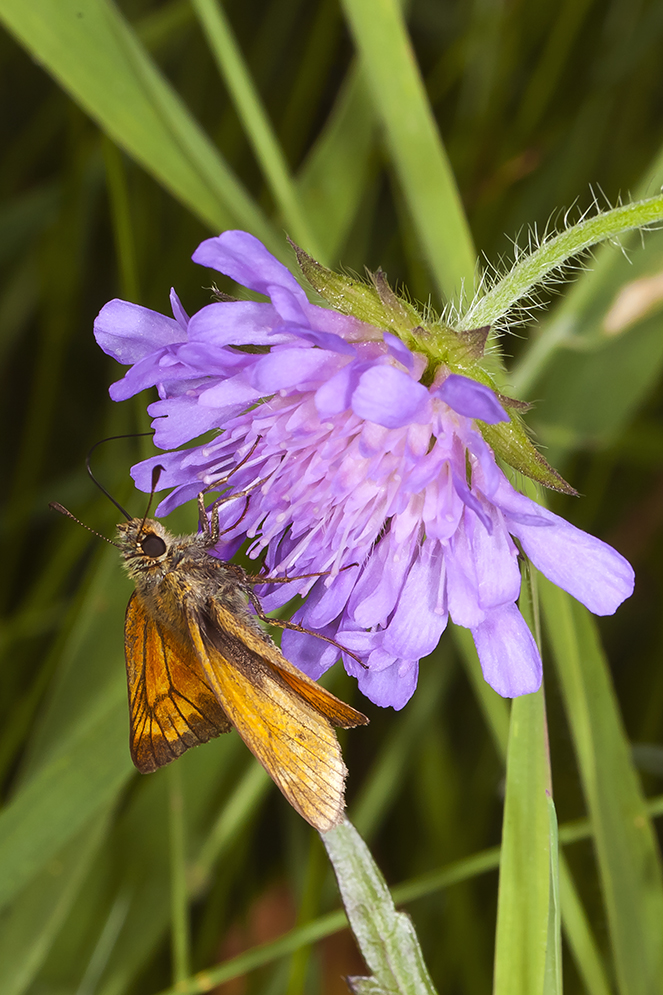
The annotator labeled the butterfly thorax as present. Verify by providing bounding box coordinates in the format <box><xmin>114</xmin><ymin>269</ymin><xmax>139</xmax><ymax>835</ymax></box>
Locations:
<box><xmin>116</xmin><ymin>517</ymin><xmax>255</xmax><ymax>634</ymax></box>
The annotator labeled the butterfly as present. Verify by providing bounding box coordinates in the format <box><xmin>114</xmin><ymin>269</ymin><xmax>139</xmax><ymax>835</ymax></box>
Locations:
<box><xmin>114</xmin><ymin>492</ymin><xmax>368</xmax><ymax>833</ymax></box>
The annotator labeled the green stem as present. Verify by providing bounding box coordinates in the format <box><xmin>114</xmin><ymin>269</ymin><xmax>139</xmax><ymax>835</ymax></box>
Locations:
<box><xmin>459</xmin><ymin>194</ymin><xmax>663</xmax><ymax>332</ymax></box>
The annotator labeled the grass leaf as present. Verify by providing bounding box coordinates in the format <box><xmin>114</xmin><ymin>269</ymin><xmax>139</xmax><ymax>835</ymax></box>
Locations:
<box><xmin>541</xmin><ymin>578</ymin><xmax>663</xmax><ymax>995</ymax></box>
<box><xmin>0</xmin><ymin>0</ymin><xmax>280</xmax><ymax>251</ymax></box>
<box><xmin>493</xmin><ymin>688</ymin><xmax>553</xmax><ymax>995</ymax></box>
<box><xmin>339</xmin><ymin>0</ymin><xmax>476</xmax><ymax>301</ymax></box>
<box><xmin>0</xmin><ymin>811</ymin><xmax>110</xmax><ymax>995</ymax></box>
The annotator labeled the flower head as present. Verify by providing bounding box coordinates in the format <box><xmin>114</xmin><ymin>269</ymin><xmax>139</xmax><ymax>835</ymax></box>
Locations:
<box><xmin>95</xmin><ymin>231</ymin><xmax>635</xmax><ymax>708</ymax></box>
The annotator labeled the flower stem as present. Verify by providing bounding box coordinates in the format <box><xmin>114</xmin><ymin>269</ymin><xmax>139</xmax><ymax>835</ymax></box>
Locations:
<box><xmin>459</xmin><ymin>194</ymin><xmax>663</xmax><ymax>331</ymax></box>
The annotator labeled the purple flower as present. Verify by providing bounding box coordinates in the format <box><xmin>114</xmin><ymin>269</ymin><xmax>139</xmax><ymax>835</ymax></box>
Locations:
<box><xmin>94</xmin><ymin>231</ymin><xmax>635</xmax><ymax>708</ymax></box>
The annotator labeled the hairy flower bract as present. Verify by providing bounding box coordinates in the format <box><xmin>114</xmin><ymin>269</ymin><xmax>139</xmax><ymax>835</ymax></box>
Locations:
<box><xmin>95</xmin><ymin>231</ymin><xmax>635</xmax><ymax>708</ymax></box>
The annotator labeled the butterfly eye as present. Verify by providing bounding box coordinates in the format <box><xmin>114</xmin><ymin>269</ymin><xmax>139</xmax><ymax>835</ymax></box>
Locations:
<box><xmin>140</xmin><ymin>533</ymin><xmax>167</xmax><ymax>558</ymax></box>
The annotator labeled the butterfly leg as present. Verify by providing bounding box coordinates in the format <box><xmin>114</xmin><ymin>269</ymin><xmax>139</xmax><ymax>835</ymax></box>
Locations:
<box><xmin>245</xmin><ymin>588</ymin><xmax>367</xmax><ymax>669</ymax></box>
<box><xmin>241</xmin><ymin>562</ymin><xmax>360</xmax><ymax>586</ymax></box>
<box><xmin>199</xmin><ymin>491</ymin><xmax>251</xmax><ymax>543</ymax></box>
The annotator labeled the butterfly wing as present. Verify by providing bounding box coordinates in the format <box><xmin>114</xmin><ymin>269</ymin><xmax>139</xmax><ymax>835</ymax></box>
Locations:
<box><xmin>125</xmin><ymin>592</ymin><xmax>232</xmax><ymax>773</ymax></box>
<box><xmin>205</xmin><ymin>603</ymin><xmax>369</xmax><ymax>729</ymax></box>
<box><xmin>188</xmin><ymin>603</ymin><xmax>365</xmax><ymax>832</ymax></box>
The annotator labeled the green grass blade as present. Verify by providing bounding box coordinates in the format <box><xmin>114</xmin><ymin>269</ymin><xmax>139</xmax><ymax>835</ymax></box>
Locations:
<box><xmin>543</xmin><ymin>798</ymin><xmax>562</xmax><ymax>995</ymax></box>
<box><xmin>339</xmin><ymin>0</ymin><xmax>475</xmax><ymax>302</ymax></box>
<box><xmin>167</xmin><ymin>763</ymin><xmax>191</xmax><ymax>986</ymax></box>
<box><xmin>149</xmin><ymin>797</ymin><xmax>663</xmax><ymax>995</ymax></box>
<box><xmin>558</xmin><ymin>858</ymin><xmax>612</xmax><ymax>995</ymax></box>
<box><xmin>0</xmin><ymin>546</ymin><xmax>134</xmax><ymax>911</ymax></box>
<box><xmin>454</xmin><ymin>618</ymin><xmax>614</xmax><ymax>992</ymax></box>
<box><xmin>284</xmin><ymin>835</ymin><xmax>328</xmax><ymax>995</ymax></box>
<box><xmin>0</xmin><ymin>695</ymin><xmax>131</xmax><ymax>912</ymax></box>
<box><xmin>350</xmin><ymin>645</ymin><xmax>452</xmax><ymax>839</ymax></box>
<box><xmin>0</xmin><ymin>0</ymin><xmax>280</xmax><ymax>251</ymax></box>
<box><xmin>153</xmin><ymin>909</ymin><xmax>349</xmax><ymax>995</ymax></box>
<box><xmin>493</xmin><ymin>687</ymin><xmax>553</xmax><ymax>995</ymax></box>
<box><xmin>297</xmin><ymin>64</ymin><xmax>376</xmax><ymax>262</ymax></box>
<box><xmin>93</xmin><ymin>740</ymin><xmax>253</xmax><ymax>995</ymax></box>
<box><xmin>189</xmin><ymin>763</ymin><xmax>271</xmax><ymax>894</ymax></box>
<box><xmin>101</xmin><ymin>136</ymin><xmax>140</xmax><ymax>302</ymax></box>
<box><xmin>0</xmin><ymin>812</ymin><xmax>110</xmax><ymax>995</ymax></box>
<box><xmin>76</xmin><ymin>889</ymin><xmax>132</xmax><ymax>995</ymax></box>
<box><xmin>541</xmin><ymin>577</ymin><xmax>663</xmax><ymax>995</ymax></box>
<box><xmin>190</xmin><ymin>0</ymin><xmax>325</xmax><ymax>260</ymax></box>
<box><xmin>452</xmin><ymin>623</ymin><xmax>511</xmax><ymax>759</ymax></box>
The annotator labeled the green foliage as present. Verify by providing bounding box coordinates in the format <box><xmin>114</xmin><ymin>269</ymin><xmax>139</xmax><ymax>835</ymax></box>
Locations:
<box><xmin>322</xmin><ymin>819</ymin><xmax>437</xmax><ymax>995</ymax></box>
<box><xmin>1</xmin><ymin>0</ymin><xmax>663</xmax><ymax>993</ymax></box>
<box><xmin>494</xmin><ymin>687</ymin><xmax>557</xmax><ymax>995</ymax></box>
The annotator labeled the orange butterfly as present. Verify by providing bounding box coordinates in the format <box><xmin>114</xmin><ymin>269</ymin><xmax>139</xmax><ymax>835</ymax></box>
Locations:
<box><xmin>115</xmin><ymin>497</ymin><xmax>368</xmax><ymax>833</ymax></box>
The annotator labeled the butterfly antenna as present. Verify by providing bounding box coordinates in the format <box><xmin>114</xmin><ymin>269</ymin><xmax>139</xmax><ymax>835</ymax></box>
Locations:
<box><xmin>137</xmin><ymin>465</ymin><xmax>165</xmax><ymax>536</ymax></box>
<box><xmin>49</xmin><ymin>502</ymin><xmax>120</xmax><ymax>547</ymax></box>
<box><xmin>85</xmin><ymin>433</ymin><xmax>154</xmax><ymax>521</ymax></box>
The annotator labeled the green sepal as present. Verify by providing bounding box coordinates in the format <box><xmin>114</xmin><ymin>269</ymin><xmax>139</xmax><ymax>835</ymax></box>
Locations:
<box><xmin>291</xmin><ymin>240</ymin><xmax>575</xmax><ymax>495</ymax></box>
<box><xmin>482</xmin><ymin>413</ymin><xmax>577</xmax><ymax>495</ymax></box>
<box><xmin>292</xmin><ymin>240</ymin><xmax>488</xmax><ymax>363</ymax></box>
<box><xmin>451</xmin><ymin>324</ymin><xmax>491</xmax><ymax>362</ymax></box>
<box><xmin>290</xmin><ymin>239</ymin><xmax>419</xmax><ymax>333</ymax></box>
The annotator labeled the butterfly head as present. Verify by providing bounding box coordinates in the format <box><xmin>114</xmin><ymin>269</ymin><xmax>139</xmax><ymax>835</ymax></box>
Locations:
<box><xmin>117</xmin><ymin>518</ymin><xmax>172</xmax><ymax>579</ymax></box>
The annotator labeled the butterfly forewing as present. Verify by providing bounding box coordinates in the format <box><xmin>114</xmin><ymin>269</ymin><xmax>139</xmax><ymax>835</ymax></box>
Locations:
<box><xmin>202</xmin><ymin>602</ymin><xmax>369</xmax><ymax>730</ymax></box>
<box><xmin>125</xmin><ymin>592</ymin><xmax>231</xmax><ymax>773</ymax></box>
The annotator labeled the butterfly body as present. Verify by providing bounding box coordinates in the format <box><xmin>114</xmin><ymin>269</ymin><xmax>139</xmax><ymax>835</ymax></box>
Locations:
<box><xmin>116</xmin><ymin>516</ymin><xmax>368</xmax><ymax>832</ymax></box>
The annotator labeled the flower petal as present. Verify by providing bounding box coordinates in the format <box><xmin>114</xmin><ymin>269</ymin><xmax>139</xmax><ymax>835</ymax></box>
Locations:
<box><xmin>492</xmin><ymin>473</ymin><xmax>635</xmax><ymax>614</ymax></box>
<box><xmin>356</xmin><ymin>656</ymin><xmax>419</xmax><ymax>710</ymax></box>
<box><xmin>507</xmin><ymin>509</ymin><xmax>635</xmax><ymax>615</ymax></box>
<box><xmin>251</xmin><ymin>347</ymin><xmax>343</xmax><ymax>392</ymax></box>
<box><xmin>351</xmin><ymin>365</ymin><xmax>431</xmax><ymax>428</ymax></box>
<box><xmin>187</xmin><ymin>301</ymin><xmax>290</xmax><ymax>346</ymax></box>
<box><xmin>304</xmin><ymin>568</ymin><xmax>360</xmax><ymax>628</ymax></box>
<box><xmin>288</xmin><ymin>325</ymin><xmax>357</xmax><ymax>355</ymax></box>
<box><xmin>198</xmin><ymin>375</ymin><xmax>261</xmax><ymax>409</ymax></box>
<box><xmin>464</xmin><ymin>501</ymin><xmax>521</xmax><ymax>609</ymax></box>
<box><xmin>435</xmin><ymin>374</ymin><xmax>508</xmax><ymax>424</ymax></box>
<box><xmin>268</xmin><ymin>284</ymin><xmax>310</xmax><ymax>325</ymax></box>
<box><xmin>192</xmin><ymin>230</ymin><xmax>308</xmax><ymax>303</ymax></box>
<box><xmin>95</xmin><ymin>301</ymin><xmax>185</xmax><ymax>364</ymax></box>
<box><xmin>348</xmin><ymin>528</ymin><xmax>418</xmax><ymax>627</ymax></box>
<box><xmin>445</xmin><ymin>519</ymin><xmax>484</xmax><ymax>628</ymax></box>
<box><xmin>471</xmin><ymin>604</ymin><xmax>542</xmax><ymax>697</ymax></box>
<box><xmin>384</xmin><ymin>331</ymin><xmax>415</xmax><ymax>371</ymax></box>
<box><xmin>170</xmin><ymin>289</ymin><xmax>189</xmax><ymax>330</ymax></box>
<box><xmin>147</xmin><ymin>395</ymin><xmax>232</xmax><ymax>448</ymax></box>
<box><xmin>382</xmin><ymin>544</ymin><xmax>448</xmax><ymax>658</ymax></box>
<box><xmin>315</xmin><ymin>362</ymin><xmax>365</xmax><ymax>416</ymax></box>
<box><xmin>280</xmin><ymin>626</ymin><xmax>341</xmax><ymax>680</ymax></box>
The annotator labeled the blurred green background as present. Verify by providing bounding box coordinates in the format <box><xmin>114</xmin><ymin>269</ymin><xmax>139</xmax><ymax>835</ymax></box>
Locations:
<box><xmin>2</xmin><ymin>0</ymin><xmax>663</xmax><ymax>993</ymax></box>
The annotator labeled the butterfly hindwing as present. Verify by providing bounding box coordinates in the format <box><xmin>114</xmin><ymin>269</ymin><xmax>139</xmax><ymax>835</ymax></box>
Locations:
<box><xmin>187</xmin><ymin>603</ymin><xmax>358</xmax><ymax>832</ymax></box>
<box><xmin>124</xmin><ymin>592</ymin><xmax>232</xmax><ymax>773</ymax></box>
